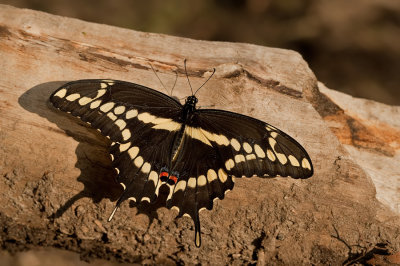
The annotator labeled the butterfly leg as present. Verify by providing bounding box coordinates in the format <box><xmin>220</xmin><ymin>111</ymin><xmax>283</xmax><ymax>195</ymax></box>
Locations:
<box><xmin>107</xmin><ymin>196</ymin><xmax>124</xmax><ymax>222</ymax></box>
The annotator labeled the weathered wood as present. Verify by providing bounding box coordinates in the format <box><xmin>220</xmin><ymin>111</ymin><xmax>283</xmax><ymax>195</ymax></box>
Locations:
<box><xmin>0</xmin><ymin>4</ymin><xmax>399</xmax><ymax>265</ymax></box>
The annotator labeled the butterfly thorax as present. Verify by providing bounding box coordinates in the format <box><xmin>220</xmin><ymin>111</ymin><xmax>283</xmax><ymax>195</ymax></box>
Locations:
<box><xmin>180</xmin><ymin>95</ymin><xmax>198</xmax><ymax>122</ymax></box>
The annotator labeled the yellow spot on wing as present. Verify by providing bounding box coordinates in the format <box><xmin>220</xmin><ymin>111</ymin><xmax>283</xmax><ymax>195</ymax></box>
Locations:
<box><xmin>243</xmin><ymin>142</ymin><xmax>252</xmax><ymax>153</ymax></box>
<box><xmin>288</xmin><ymin>155</ymin><xmax>300</xmax><ymax>166</ymax></box>
<box><xmin>78</xmin><ymin>96</ymin><xmax>92</xmax><ymax>106</ymax></box>
<box><xmin>148</xmin><ymin>171</ymin><xmax>158</xmax><ymax>185</ymax></box>
<box><xmin>134</xmin><ymin>156</ymin><xmax>144</xmax><ymax>168</ymax></box>
<box><xmin>141</xmin><ymin>162</ymin><xmax>151</xmax><ymax>173</ymax></box>
<box><xmin>119</xmin><ymin>142</ymin><xmax>131</xmax><ymax>152</ymax></box>
<box><xmin>225</xmin><ymin>159</ymin><xmax>235</xmax><ymax>170</ymax></box>
<box><xmin>66</xmin><ymin>93</ymin><xmax>80</xmax><ymax>101</ymax></box>
<box><xmin>95</xmin><ymin>89</ymin><xmax>106</xmax><ymax>98</ymax></box>
<box><xmin>197</xmin><ymin>175</ymin><xmax>207</xmax><ymax>186</ymax></box>
<box><xmin>54</xmin><ymin>88</ymin><xmax>67</xmax><ymax>98</ymax></box>
<box><xmin>126</xmin><ymin>109</ymin><xmax>138</xmax><ymax>119</ymax></box>
<box><xmin>254</xmin><ymin>144</ymin><xmax>265</xmax><ymax>158</ymax></box>
<box><xmin>114</xmin><ymin>119</ymin><xmax>127</xmax><ymax>130</ymax></box>
<box><xmin>207</xmin><ymin>169</ymin><xmax>217</xmax><ymax>182</ymax></box>
<box><xmin>138</xmin><ymin>112</ymin><xmax>155</xmax><ymax>123</ymax></box>
<box><xmin>127</xmin><ymin>146</ymin><xmax>139</xmax><ymax>159</ymax></box>
<box><xmin>246</xmin><ymin>154</ymin><xmax>256</xmax><ymax>160</ymax></box>
<box><xmin>302</xmin><ymin>158</ymin><xmax>311</xmax><ymax>170</ymax></box>
<box><xmin>121</xmin><ymin>129</ymin><xmax>131</xmax><ymax>141</ymax></box>
<box><xmin>107</xmin><ymin>112</ymin><xmax>117</xmax><ymax>121</ymax></box>
<box><xmin>100</xmin><ymin>102</ymin><xmax>115</xmax><ymax>112</ymax></box>
<box><xmin>234</xmin><ymin>154</ymin><xmax>245</xmax><ymax>163</ymax></box>
<box><xmin>90</xmin><ymin>100</ymin><xmax>101</xmax><ymax>109</ymax></box>
<box><xmin>175</xmin><ymin>180</ymin><xmax>186</xmax><ymax>192</ymax></box>
<box><xmin>276</xmin><ymin>153</ymin><xmax>287</xmax><ymax>164</ymax></box>
<box><xmin>218</xmin><ymin>168</ymin><xmax>228</xmax><ymax>183</ymax></box>
<box><xmin>230</xmin><ymin>138</ymin><xmax>241</xmax><ymax>151</ymax></box>
<box><xmin>188</xmin><ymin>177</ymin><xmax>196</xmax><ymax>188</ymax></box>
<box><xmin>267</xmin><ymin>149</ymin><xmax>276</xmax><ymax>161</ymax></box>
<box><xmin>114</xmin><ymin>106</ymin><xmax>126</xmax><ymax>115</ymax></box>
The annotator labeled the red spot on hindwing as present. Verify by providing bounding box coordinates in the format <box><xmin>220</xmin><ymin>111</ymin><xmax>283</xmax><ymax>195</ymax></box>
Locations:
<box><xmin>169</xmin><ymin>175</ymin><xmax>178</xmax><ymax>184</ymax></box>
<box><xmin>160</xmin><ymin>171</ymin><xmax>169</xmax><ymax>182</ymax></box>
<box><xmin>160</xmin><ymin>171</ymin><xmax>168</xmax><ymax>178</ymax></box>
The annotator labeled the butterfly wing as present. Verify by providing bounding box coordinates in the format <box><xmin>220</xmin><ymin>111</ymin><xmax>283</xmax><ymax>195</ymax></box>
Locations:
<box><xmin>191</xmin><ymin>109</ymin><xmax>314</xmax><ymax>179</ymax></box>
<box><xmin>50</xmin><ymin>79</ymin><xmax>185</xmax><ymax>210</ymax></box>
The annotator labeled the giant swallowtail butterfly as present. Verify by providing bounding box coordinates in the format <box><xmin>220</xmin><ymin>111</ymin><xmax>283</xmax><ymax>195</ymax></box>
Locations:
<box><xmin>50</xmin><ymin>62</ymin><xmax>313</xmax><ymax>247</ymax></box>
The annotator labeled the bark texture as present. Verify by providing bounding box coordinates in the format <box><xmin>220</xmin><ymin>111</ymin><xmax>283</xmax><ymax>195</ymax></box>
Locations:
<box><xmin>0</xmin><ymin>5</ymin><xmax>399</xmax><ymax>265</ymax></box>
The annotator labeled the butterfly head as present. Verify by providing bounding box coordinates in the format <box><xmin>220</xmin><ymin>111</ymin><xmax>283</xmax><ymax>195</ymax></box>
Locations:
<box><xmin>185</xmin><ymin>95</ymin><xmax>198</xmax><ymax>108</ymax></box>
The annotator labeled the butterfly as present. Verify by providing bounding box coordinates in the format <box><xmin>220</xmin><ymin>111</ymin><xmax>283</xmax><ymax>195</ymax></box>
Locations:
<box><xmin>50</xmin><ymin>61</ymin><xmax>313</xmax><ymax>247</ymax></box>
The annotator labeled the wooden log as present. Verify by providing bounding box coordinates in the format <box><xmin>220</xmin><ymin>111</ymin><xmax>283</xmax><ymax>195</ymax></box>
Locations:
<box><xmin>0</xmin><ymin>4</ymin><xmax>399</xmax><ymax>264</ymax></box>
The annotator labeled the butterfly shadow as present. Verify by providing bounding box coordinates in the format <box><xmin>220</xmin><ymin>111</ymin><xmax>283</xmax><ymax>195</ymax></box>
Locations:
<box><xmin>18</xmin><ymin>81</ymin><xmax>164</xmax><ymax>225</ymax></box>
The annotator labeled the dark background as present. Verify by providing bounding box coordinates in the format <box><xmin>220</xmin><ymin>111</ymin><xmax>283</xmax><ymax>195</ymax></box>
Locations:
<box><xmin>2</xmin><ymin>0</ymin><xmax>399</xmax><ymax>105</ymax></box>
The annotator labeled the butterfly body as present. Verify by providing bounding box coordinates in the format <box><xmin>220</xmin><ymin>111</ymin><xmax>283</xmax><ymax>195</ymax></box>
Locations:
<box><xmin>50</xmin><ymin>77</ymin><xmax>313</xmax><ymax>247</ymax></box>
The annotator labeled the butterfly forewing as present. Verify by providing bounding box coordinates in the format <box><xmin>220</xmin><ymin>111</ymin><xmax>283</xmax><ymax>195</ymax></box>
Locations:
<box><xmin>192</xmin><ymin>109</ymin><xmax>313</xmax><ymax>179</ymax></box>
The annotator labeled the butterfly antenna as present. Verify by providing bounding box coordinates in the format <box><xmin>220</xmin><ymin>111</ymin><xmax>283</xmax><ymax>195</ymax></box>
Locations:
<box><xmin>170</xmin><ymin>71</ymin><xmax>178</xmax><ymax>97</ymax></box>
<box><xmin>184</xmin><ymin>59</ymin><xmax>195</xmax><ymax>95</ymax></box>
<box><xmin>194</xmin><ymin>68</ymin><xmax>216</xmax><ymax>96</ymax></box>
<box><xmin>149</xmin><ymin>63</ymin><xmax>171</xmax><ymax>96</ymax></box>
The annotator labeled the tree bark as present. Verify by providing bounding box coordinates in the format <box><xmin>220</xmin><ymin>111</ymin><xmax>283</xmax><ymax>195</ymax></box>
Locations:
<box><xmin>0</xmin><ymin>4</ymin><xmax>399</xmax><ymax>265</ymax></box>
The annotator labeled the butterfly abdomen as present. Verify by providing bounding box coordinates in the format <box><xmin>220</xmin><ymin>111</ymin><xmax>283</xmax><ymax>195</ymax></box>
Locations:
<box><xmin>170</xmin><ymin>124</ymin><xmax>186</xmax><ymax>162</ymax></box>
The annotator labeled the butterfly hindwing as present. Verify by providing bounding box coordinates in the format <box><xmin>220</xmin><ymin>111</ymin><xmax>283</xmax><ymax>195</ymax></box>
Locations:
<box><xmin>164</xmin><ymin>130</ymin><xmax>235</xmax><ymax>247</ymax></box>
